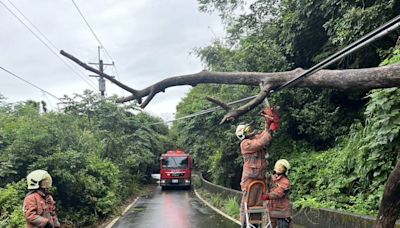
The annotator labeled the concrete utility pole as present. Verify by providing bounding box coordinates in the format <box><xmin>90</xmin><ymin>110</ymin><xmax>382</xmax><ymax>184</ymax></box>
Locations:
<box><xmin>89</xmin><ymin>46</ymin><xmax>114</xmax><ymax>97</ymax></box>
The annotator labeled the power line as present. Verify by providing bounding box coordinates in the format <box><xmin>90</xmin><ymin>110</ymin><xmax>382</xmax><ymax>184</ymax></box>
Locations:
<box><xmin>149</xmin><ymin>95</ymin><xmax>258</xmax><ymax>125</ymax></box>
<box><xmin>150</xmin><ymin>15</ymin><xmax>400</xmax><ymax>126</ymax></box>
<box><xmin>0</xmin><ymin>1</ymin><xmax>98</xmax><ymax>90</ymax></box>
<box><xmin>70</xmin><ymin>1</ymin><xmax>116</xmax><ymax>65</ymax></box>
<box><xmin>71</xmin><ymin>0</ymin><xmax>124</xmax><ymax>92</ymax></box>
<box><xmin>7</xmin><ymin>0</ymin><xmax>59</xmax><ymax>55</ymax></box>
<box><xmin>71</xmin><ymin>0</ymin><xmax>112</xmax><ymax>59</ymax></box>
<box><xmin>7</xmin><ymin>0</ymin><xmax>96</xmax><ymax>86</ymax></box>
<box><xmin>42</xmin><ymin>91</ymin><xmax>55</xmax><ymax>111</ymax></box>
<box><xmin>274</xmin><ymin>14</ymin><xmax>400</xmax><ymax>92</ymax></box>
<box><xmin>0</xmin><ymin>66</ymin><xmax>61</xmax><ymax>101</ymax></box>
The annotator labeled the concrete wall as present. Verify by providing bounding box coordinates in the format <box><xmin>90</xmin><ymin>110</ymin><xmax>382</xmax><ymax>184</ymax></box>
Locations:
<box><xmin>198</xmin><ymin>174</ymin><xmax>400</xmax><ymax>228</ymax></box>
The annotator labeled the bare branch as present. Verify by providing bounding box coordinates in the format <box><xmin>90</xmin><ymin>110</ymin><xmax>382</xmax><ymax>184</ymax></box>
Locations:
<box><xmin>60</xmin><ymin>50</ymin><xmax>140</xmax><ymax>99</ymax></box>
<box><xmin>141</xmin><ymin>88</ymin><xmax>156</xmax><ymax>108</ymax></box>
<box><xmin>220</xmin><ymin>84</ymin><xmax>273</xmax><ymax>124</ymax></box>
<box><xmin>116</xmin><ymin>65</ymin><xmax>400</xmax><ymax>108</ymax></box>
<box><xmin>117</xmin><ymin>69</ymin><xmax>267</xmax><ymax>107</ymax></box>
<box><xmin>206</xmin><ymin>97</ymin><xmax>231</xmax><ymax>111</ymax></box>
<box><xmin>60</xmin><ymin>51</ymin><xmax>400</xmax><ymax>122</ymax></box>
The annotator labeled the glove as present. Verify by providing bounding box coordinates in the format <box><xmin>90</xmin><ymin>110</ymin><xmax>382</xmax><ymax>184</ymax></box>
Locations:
<box><xmin>261</xmin><ymin>194</ymin><xmax>269</xmax><ymax>201</ymax></box>
<box><xmin>269</xmin><ymin>111</ymin><xmax>279</xmax><ymax>132</ymax></box>
<box><xmin>44</xmin><ymin>222</ymin><xmax>54</xmax><ymax>228</ymax></box>
<box><xmin>261</xmin><ymin>106</ymin><xmax>279</xmax><ymax>132</ymax></box>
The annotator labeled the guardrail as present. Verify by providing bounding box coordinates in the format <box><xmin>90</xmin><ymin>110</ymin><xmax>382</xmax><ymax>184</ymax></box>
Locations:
<box><xmin>197</xmin><ymin>174</ymin><xmax>400</xmax><ymax>228</ymax></box>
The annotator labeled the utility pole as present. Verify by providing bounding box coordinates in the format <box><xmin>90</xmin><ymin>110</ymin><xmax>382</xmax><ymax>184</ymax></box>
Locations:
<box><xmin>89</xmin><ymin>46</ymin><xmax>114</xmax><ymax>97</ymax></box>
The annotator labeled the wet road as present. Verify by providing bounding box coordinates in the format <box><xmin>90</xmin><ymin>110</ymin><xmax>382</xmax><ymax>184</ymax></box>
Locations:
<box><xmin>112</xmin><ymin>186</ymin><xmax>238</xmax><ymax>228</ymax></box>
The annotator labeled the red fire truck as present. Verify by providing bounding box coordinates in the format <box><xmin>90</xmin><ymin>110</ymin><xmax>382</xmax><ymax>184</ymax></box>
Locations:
<box><xmin>160</xmin><ymin>149</ymin><xmax>193</xmax><ymax>190</ymax></box>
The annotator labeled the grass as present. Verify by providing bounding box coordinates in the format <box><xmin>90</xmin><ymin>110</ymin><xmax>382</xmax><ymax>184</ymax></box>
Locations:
<box><xmin>196</xmin><ymin>186</ymin><xmax>240</xmax><ymax>220</ymax></box>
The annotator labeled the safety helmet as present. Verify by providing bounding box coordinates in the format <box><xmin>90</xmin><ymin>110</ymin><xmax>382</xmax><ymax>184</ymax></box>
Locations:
<box><xmin>274</xmin><ymin>159</ymin><xmax>290</xmax><ymax>175</ymax></box>
<box><xmin>235</xmin><ymin>124</ymin><xmax>255</xmax><ymax>140</ymax></box>
<box><xmin>26</xmin><ymin>170</ymin><xmax>52</xmax><ymax>190</ymax></box>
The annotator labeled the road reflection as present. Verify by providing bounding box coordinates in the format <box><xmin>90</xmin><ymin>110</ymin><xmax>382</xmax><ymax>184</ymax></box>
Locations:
<box><xmin>112</xmin><ymin>187</ymin><xmax>238</xmax><ymax>228</ymax></box>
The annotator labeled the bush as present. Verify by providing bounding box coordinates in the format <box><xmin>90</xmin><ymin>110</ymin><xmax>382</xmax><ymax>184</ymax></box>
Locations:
<box><xmin>224</xmin><ymin>197</ymin><xmax>240</xmax><ymax>219</ymax></box>
<box><xmin>0</xmin><ymin>93</ymin><xmax>170</xmax><ymax>226</ymax></box>
<box><xmin>0</xmin><ymin>180</ymin><xmax>26</xmax><ymax>228</ymax></box>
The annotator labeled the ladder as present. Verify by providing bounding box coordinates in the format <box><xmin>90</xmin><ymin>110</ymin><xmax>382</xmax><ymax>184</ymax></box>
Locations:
<box><xmin>244</xmin><ymin>180</ymin><xmax>272</xmax><ymax>228</ymax></box>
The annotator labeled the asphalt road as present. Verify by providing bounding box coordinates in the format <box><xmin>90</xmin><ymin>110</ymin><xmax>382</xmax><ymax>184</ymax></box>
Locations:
<box><xmin>111</xmin><ymin>186</ymin><xmax>238</xmax><ymax>228</ymax></box>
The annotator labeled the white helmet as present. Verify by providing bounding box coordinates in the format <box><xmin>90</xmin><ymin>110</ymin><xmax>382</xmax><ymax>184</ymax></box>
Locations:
<box><xmin>27</xmin><ymin>170</ymin><xmax>52</xmax><ymax>190</ymax></box>
<box><xmin>235</xmin><ymin>124</ymin><xmax>254</xmax><ymax>141</ymax></box>
<box><xmin>274</xmin><ymin>159</ymin><xmax>291</xmax><ymax>175</ymax></box>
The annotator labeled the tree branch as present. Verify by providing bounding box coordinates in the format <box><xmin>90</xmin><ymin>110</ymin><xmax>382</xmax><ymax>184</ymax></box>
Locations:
<box><xmin>220</xmin><ymin>84</ymin><xmax>272</xmax><ymax>124</ymax></box>
<box><xmin>60</xmin><ymin>51</ymin><xmax>400</xmax><ymax>104</ymax></box>
<box><xmin>60</xmin><ymin>50</ymin><xmax>141</xmax><ymax>102</ymax></box>
<box><xmin>206</xmin><ymin>97</ymin><xmax>231</xmax><ymax>111</ymax></box>
<box><xmin>60</xmin><ymin>51</ymin><xmax>400</xmax><ymax>122</ymax></box>
<box><xmin>374</xmin><ymin>159</ymin><xmax>400</xmax><ymax>228</ymax></box>
<box><xmin>116</xmin><ymin>64</ymin><xmax>400</xmax><ymax>107</ymax></box>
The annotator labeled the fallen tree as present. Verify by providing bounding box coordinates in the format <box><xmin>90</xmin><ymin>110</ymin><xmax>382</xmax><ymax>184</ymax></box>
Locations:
<box><xmin>60</xmin><ymin>50</ymin><xmax>400</xmax><ymax>227</ymax></box>
<box><xmin>60</xmin><ymin>50</ymin><xmax>400</xmax><ymax>123</ymax></box>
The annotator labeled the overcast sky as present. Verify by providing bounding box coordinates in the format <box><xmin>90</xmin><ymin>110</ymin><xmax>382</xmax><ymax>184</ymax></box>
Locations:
<box><xmin>0</xmin><ymin>0</ymin><xmax>224</xmax><ymax>119</ymax></box>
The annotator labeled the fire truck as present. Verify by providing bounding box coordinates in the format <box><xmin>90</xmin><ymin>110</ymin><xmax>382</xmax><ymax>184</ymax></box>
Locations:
<box><xmin>159</xmin><ymin>149</ymin><xmax>193</xmax><ymax>190</ymax></box>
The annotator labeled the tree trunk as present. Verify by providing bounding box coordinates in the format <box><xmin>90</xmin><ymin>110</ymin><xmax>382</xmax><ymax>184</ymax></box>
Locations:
<box><xmin>375</xmin><ymin>159</ymin><xmax>400</xmax><ymax>228</ymax></box>
<box><xmin>60</xmin><ymin>50</ymin><xmax>400</xmax><ymax>224</ymax></box>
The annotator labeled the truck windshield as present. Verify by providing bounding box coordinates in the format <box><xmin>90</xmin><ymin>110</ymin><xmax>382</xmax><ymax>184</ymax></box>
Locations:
<box><xmin>162</xmin><ymin>156</ymin><xmax>188</xmax><ymax>169</ymax></box>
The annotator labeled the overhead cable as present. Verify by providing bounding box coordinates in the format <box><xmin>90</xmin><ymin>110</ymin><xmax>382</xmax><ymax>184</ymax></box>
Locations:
<box><xmin>6</xmin><ymin>0</ymin><xmax>97</xmax><ymax>86</ymax></box>
<box><xmin>150</xmin><ymin>15</ymin><xmax>400</xmax><ymax>126</ymax></box>
<box><xmin>0</xmin><ymin>66</ymin><xmax>61</xmax><ymax>101</ymax></box>
<box><xmin>70</xmin><ymin>0</ymin><xmax>122</xmax><ymax>83</ymax></box>
<box><xmin>149</xmin><ymin>95</ymin><xmax>257</xmax><ymax>125</ymax></box>
<box><xmin>274</xmin><ymin>14</ymin><xmax>400</xmax><ymax>92</ymax></box>
<box><xmin>0</xmin><ymin>1</ymin><xmax>97</xmax><ymax>90</ymax></box>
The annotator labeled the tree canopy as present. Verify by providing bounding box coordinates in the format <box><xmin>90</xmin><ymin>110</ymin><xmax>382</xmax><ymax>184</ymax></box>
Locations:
<box><xmin>171</xmin><ymin>1</ymin><xmax>400</xmax><ymax>226</ymax></box>
<box><xmin>0</xmin><ymin>91</ymin><xmax>170</xmax><ymax>227</ymax></box>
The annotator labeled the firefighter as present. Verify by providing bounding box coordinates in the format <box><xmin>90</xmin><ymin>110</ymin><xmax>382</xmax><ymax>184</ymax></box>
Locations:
<box><xmin>262</xmin><ymin>159</ymin><xmax>293</xmax><ymax>228</ymax></box>
<box><xmin>23</xmin><ymin>170</ymin><xmax>60</xmax><ymax>228</ymax></box>
<box><xmin>236</xmin><ymin>107</ymin><xmax>278</xmax><ymax>227</ymax></box>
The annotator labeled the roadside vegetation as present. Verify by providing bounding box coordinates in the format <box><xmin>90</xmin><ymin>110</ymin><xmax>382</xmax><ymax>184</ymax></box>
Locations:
<box><xmin>1</xmin><ymin>1</ymin><xmax>399</xmax><ymax>226</ymax></box>
<box><xmin>0</xmin><ymin>91</ymin><xmax>170</xmax><ymax>227</ymax></box>
<box><xmin>197</xmin><ymin>189</ymin><xmax>240</xmax><ymax>220</ymax></box>
<box><xmin>172</xmin><ymin>0</ymin><xmax>400</xmax><ymax>216</ymax></box>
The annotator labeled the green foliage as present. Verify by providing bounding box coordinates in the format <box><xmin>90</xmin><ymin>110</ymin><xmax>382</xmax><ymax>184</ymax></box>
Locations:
<box><xmin>175</xmin><ymin>0</ymin><xmax>400</xmax><ymax>218</ymax></box>
<box><xmin>198</xmin><ymin>0</ymin><xmax>399</xmax><ymax>68</ymax></box>
<box><xmin>212</xmin><ymin>193</ymin><xmax>224</xmax><ymax>208</ymax></box>
<box><xmin>195</xmin><ymin>183</ymin><xmax>240</xmax><ymax>220</ymax></box>
<box><xmin>0</xmin><ymin>180</ymin><xmax>26</xmax><ymax>228</ymax></box>
<box><xmin>0</xmin><ymin>91</ymin><xmax>170</xmax><ymax>226</ymax></box>
<box><xmin>224</xmin><ymin>197</ymin><xmax>240</xmax><ymax>219</ymax></box>
<box><xmin>289</xmin><ymin>49</ymin><xmax>400</xmax><ymax>215</ymax></box>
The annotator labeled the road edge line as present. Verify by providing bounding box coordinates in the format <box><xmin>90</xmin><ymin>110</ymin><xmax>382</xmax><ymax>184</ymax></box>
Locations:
<box><xmin>104</xmin><ymin>196</ymin><xmax>140</xmax><ymax>228</ymax></box>
<box><xmin>194</xmin><ymin>188</ymin><xmax>241</xmax><ymax>226</ymax></box>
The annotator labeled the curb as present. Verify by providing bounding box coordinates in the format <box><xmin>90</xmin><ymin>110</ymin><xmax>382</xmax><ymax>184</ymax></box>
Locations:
<box><xmin>194</xmin><ymin>188</ymin><xmax>241</xmax><ymax>226</ymax></box>
<box><xmin>104</xmin><ymin>197</ymin><xmax>140</xmax><ymax>228</ymax></box>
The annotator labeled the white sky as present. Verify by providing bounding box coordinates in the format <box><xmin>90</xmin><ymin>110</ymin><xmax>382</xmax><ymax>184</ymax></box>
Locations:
<box><xmin>0</xmin><ymin>0</ymin><xmax>224</xmax><ymax>119</ymax></box>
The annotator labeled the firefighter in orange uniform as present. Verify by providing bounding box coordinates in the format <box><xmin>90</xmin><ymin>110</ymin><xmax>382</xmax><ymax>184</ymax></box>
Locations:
<box><xmin>236</xmin><ymin>107</ymin><xmax>279</xmax><ymax>227</ymax></box>
<box><xmin>23</xmin><ymin>170</ymin><xmax>60</xmax><ymax>228</ymax></box>
<box><xmin>262</xmin><ymin>159</ymin><xmax>293</xmax><ymax>228</ymax></box>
